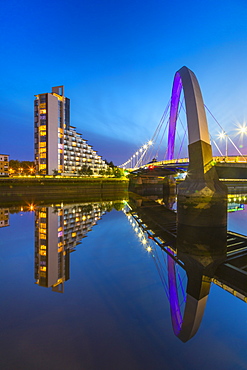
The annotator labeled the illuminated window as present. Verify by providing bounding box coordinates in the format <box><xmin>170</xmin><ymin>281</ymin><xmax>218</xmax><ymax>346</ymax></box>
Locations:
<box><xmin>40</xmin><ymin>164</ymin><xmax>46</xmax><ymax>169</ymax></box>
<box><xmin>40</xmin><ymin>153</ymin><xmax>46</xmax><ymax>158</ymax></box>
<box><xmin>40</xmin><ymin>109</ymin><xmax>46</xmax><ymax>114</ymax></box>
<box><xmin>39</xmin><ymin>142</ymin><xmax>46</xmax><ymax>147</ymax></box>
<box><xmin>40</xmin><ymin>250</ymin><xmax>46</xmax><ymax>256</ymax></box>
<box><xmin>40</xmin><ymin>245</ymin><xmax>46</xmax><ymax>249</ymax></box>
<box><xmin>40</xmin><ymin>234</ymin><xmax>46</xmax><ymax>240</ymax></box>
<box><xmin>40</xmin><ymin>223</ymin><xmax>46</xmax><ymax>229</ymax></box>
<box><xmin>40</xmin><ymin>266</ymin><xmax>46</xmax><ymax>271</ymax></box>
<box><xmin>40</xmin><ymin>131</ymin><xmax>46</xmax><ymax>136</ymax></box>
<box><xmin>72</xmin><ymin>232</ymin><xmax>77</xmax><ymax>237</ymax></box>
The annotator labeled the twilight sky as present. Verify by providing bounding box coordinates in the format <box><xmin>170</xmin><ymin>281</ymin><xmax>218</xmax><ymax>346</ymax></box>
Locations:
<box><xmin>1</xmin><ymin>0</ymin><xmax>247</xmax><ymax>165</ymax></box>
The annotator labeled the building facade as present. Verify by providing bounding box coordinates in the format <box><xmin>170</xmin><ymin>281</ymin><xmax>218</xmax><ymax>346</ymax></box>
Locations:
<box><xmin>0</xmin><ymin>154</ymin><xmax>9</xmax><ymax>176</ymax></box>
<box><xmin>34</xmin><ymin>86</ymin><xmax>107</xmax><ymax>175</ymax></box>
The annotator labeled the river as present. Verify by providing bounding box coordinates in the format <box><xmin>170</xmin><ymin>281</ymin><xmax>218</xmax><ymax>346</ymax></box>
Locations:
<box><xmin>0</xmin><ymin>193</ymin><xmax>247</xmax><ymax>370</ymax></box>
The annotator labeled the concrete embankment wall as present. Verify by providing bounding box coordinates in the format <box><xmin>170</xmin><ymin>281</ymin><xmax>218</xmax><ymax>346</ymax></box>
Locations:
<box><xmin>0</xmin><ymin>178</ymin><xmax>129</xmax><ymax>205</ymax></box>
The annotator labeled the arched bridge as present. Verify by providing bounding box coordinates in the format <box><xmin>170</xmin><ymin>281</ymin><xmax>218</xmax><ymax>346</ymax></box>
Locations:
<box><xmin>127</xmin><ymin>66</ymin><xmax>247</xmax><ymax>180</ymax></box>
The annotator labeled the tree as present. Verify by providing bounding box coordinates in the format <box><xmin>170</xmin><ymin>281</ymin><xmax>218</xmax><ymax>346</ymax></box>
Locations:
<box><xmin>104</xmin><ymin>159</ymin><xmax>115</xmax><ymax>168</ymax></box>
<box><xmin>78</xmin><ymin>166</ymin><xmax>93</xmax><ymax>176</ymax></box>
<box><xmin>99</xmin><ymin>169</ymin><xmax>106</xmax><ymax>176</ymax></box>
<box><xmin>113</xmin><ymin>167</ymin><xmax>124</xmax><ymax>178</ymax></box>
<box><xmin>9</xmin><ymin>160</ymin><xmax>35</xmax><ymax>175</ymax></box>
<box><xmin>52</xmin><ymin>169</ymin><xmax>59</xmax><ymax>176</ymax></box>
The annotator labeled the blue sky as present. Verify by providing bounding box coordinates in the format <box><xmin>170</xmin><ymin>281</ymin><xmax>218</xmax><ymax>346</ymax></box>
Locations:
<box><xmin>1</xmin><ymin>0</ymin><xmax>247</xmax><ymax>164</ymax></box>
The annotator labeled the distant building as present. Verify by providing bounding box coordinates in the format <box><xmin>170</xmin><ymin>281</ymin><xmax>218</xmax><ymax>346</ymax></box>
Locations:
<box><xmin>34</xmin><ymin>86</ymin><xmax>107</xmax><ymax>175</ymax></box>
<box><xmin>0</xmin><ymin>154</ymin><xmax>9</xmax><ymax>176</ymax></box>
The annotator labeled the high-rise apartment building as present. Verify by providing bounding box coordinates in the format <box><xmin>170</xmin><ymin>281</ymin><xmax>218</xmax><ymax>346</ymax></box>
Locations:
<box><xmin>34</xmin><ymin>86</ymin><xmax>107</xmax><ymax>175</ymax></box>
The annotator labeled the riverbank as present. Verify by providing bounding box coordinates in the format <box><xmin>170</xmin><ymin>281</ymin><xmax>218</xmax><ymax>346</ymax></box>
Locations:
<box><xmin>0</xmin><ymin>177</ymin><xmax>129</xmax><ymax>205</ymax></box>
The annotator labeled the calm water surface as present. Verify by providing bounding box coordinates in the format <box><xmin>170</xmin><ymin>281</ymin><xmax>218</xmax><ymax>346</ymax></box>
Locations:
<box><xmin>0</xmin><ymin>198</ymin><xmax>247</xmax><ymax>370</ymax></box>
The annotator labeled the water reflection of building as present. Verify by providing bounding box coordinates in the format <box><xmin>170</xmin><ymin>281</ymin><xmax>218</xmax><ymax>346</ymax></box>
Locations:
<box><xmin>0</xmin><ymin>208</ymin><xmax>9</xmax><ymax>228</ymax></box>
<box><xmin>35</xmin><ymin>203</ymin><xmax>107</xmax><ymax>293</ymax></box>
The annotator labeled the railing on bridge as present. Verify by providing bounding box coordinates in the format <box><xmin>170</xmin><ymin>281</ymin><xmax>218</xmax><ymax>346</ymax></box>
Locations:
<box><xmin>126</xmin><ymin>155</ymin><xmax>247</xmax><ymax>171</ymax></box>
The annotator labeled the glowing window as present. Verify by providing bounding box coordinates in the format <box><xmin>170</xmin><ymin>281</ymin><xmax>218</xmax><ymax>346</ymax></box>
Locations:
<box><xmin>40</xmin><ymin>245</ymin><xmax>46</xmax><ymax>249</ymax></box>
<box><xmin>40</xmin><ymin>109</ymin><xmax>46</xmax><ymax>114</ymax></box>
<box><xmin>39</xmin><ymin>142</ymin><xmax>46</xmax><ymax>147</ymax></box>
<box><xmin>40</xmin><ymin>266</ymin><xmax>46</xmax><ymax>271</ymax></box>
<box><xmin>72</xmin><ymin>232</ymin><xmax>77</xmax><ymax>237</ymax></box>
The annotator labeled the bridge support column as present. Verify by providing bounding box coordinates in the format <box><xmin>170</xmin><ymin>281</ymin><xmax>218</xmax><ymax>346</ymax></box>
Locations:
<box><xmin>177</xmin><ymin>141</ymin><xmax>228</xmax><ymax>229</ymax></box>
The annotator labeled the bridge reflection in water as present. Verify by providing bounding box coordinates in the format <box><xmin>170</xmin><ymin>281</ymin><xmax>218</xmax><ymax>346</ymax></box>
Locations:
<box><xmin>125</xmin><ymin>191</ymin><xmax>247</xmax><ymax>342</ymax></box>
<box><xmin>12</xmin><ymin>187</ymin><xmax>247</xmax><ymax>342</ymax></box>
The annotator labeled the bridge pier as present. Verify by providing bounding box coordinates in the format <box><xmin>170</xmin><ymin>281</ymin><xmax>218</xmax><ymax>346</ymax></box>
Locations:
<box><xmin>177</xmin><ymin>142</ymin><xmax>228</xmax><ymax>229</ymax></box>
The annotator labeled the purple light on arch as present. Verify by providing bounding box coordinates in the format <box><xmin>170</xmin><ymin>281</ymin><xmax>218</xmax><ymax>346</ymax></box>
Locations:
<box><xmin>168</xmin><ymin>252</ymin><xmax>184</xmax><ymax>335</ymax></box>
<box><xmin>167</xmin><ymin>72</ymin><xmax>183</xmax><ymax>161</ymax></box>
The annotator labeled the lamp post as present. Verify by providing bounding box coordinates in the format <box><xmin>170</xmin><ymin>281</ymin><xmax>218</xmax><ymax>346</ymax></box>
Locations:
<box><xmin>218</xmin><ymin>131</ymin><xmax>228</xmax><ymax>158</ymax></box>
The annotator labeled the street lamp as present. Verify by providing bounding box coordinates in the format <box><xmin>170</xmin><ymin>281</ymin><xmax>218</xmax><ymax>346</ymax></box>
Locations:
<box><xmin>218</xmin><ymin>131</ymin><xmax>228</xmax><ymax>157</ymax></box>
<box><xmin>236</xmin><ymin>123</ymin><xmax>247</xmax><ymax>136</ymax></box>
